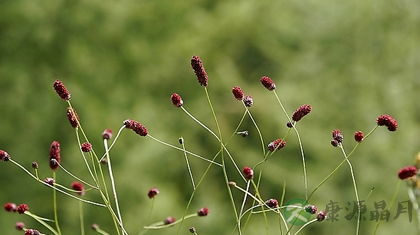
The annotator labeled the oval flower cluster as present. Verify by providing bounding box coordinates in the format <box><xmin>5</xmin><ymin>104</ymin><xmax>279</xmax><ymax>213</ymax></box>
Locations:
<box><xmin>376</xmin><ymin>114</ymin><xmax>397</xmax><ymax>131</ymax></box>
<box><xmin>124</xmin><ymin>119</ymin><xmax>148</xmax><ymax>137</ymax></box>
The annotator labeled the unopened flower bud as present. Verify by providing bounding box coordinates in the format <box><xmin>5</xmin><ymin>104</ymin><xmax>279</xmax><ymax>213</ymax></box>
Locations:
<box><xmin>0</xmin><ymin>150</ymin><xmax>10</xmax><ymax>161</ymax></box>
<box><xmin>81</xmin><ymin>142</ymin><xmax>92</xmax><ymax>152</ymax></box>
<box><xmin>44</xmin><ymin>178</ymin><xmax>55</xmax><ymax>186</ymax></box>
<box><xmin>265</xmin><ymin>199</ymin><xmax>278</xmax><ymax>208</ymax></box>
<box><xmin>243</xmin><ymin>166</ymin><xmax>254</xmax><ymax>180</ymax></box>
<box><xmin>164</xmin><ymin>216</ymin><xmax>176</xmax><ymax>225</ymax></box>
<box><xmin>31</xmin><ymin>162</ymin><xmax>38</xmax><ymax>169</ymax></box>
<box><xmin>71</xmin><ymin>181</ymin><xmax>85</xmax><ymax>196</ymax></box>
<box><xmin>4</xmin><ymin>202</ymin><xmax>16</xmax><ymax>212</ymax></box>
<box><xmin>332</xmin><ymin>129</ymin><xmax>343</xmax><ymax>143</ymax></box>
<box><xmin>243</xmin><ymin>95</ymin><xmax>253</xmax><ymax>107</ymax></box>
<box><xmin>317</xmin><ymin>210</ymin><xmax>327</xmax><ymax>222</ymax></box>
<box><xmin>15</xmin><ymin>222</ymin><xmax>25</xmax><ymax>231</ymax></box>
<box><xmin>197</xmin><ymin>207</ymin><xmax>209</xmax><ymax>216</ymax></box>
<box><xmin>147</xmin><ymin>187</ymin><xmax>159</xmax><ymax>199</ymax></box>
<box><xmin>102</xmin><ymin>129</ymin><xmax>113</xmax><ymax>140</ymax></box>
<box><xmin>354</xmin><ymin>131</ymin><xmax>364</xmax><ymax>143</ymax></box>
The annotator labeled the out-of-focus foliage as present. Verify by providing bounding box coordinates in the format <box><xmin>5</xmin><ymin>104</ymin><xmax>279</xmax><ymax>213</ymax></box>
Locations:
<box><xmin>1</xmin><ymin>0</ymin><xmax>420</xmax><ymax>234</ymax></box>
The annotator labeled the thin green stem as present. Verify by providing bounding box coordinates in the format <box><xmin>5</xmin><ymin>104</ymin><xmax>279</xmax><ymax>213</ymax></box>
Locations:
<box><xmin>79</xmin><ymin>200</ymin><xmax>85</xmax><ymax>235</ymax></box>
<box><xmin>204</xmin><ymin>87</ymin><xmax>240</xmax><ymax>234</ymax></box>
<box><xmin>52</xmin><ymin>171</ymin><xmax>62</xmax><ymax>235</ymax></box>
<box><xmin>339</xmin><ymin>144</ymin><xmax>360</xmax><ymax>235</ymax></box>
<box><xmin>104</xmin><ymin>139</ymin><xmax>126</xmax><ymax>235</ymax></box>
<box><xmin>24</xmin><ymin>211</ymin><xmax>58</xmax><ymax>235</ymax></box>
<box><xmin>147</xmin><ymin>134</ymin><xmax>222</xmax><ymax>167</ymax></box>
<box><xmin>308</xmin><ymin>125</ymin><xmax>378</xmax><ymax>201</ymax></box>
<box><xmin>180</xmin><ymin>137</ymin><xmax>196</xmax><ymax>189</ymax></box>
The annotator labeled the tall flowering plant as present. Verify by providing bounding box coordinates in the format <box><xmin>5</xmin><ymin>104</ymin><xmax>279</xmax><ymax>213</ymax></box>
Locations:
<box><xmin>0</xmin><ymin>56</ymin><xmax>414</xmax><ymax>235</ymax></box>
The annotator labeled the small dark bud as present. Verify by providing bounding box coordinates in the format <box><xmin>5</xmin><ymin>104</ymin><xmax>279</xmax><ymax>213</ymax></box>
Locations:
<box><xmin>147</xmin><ymin>187</ymin><xmax>159</xmax><ymax>199</ymax></box>
<box><xmin>243</xmin><ymin>166</ymin><xmax>254</xmax><ymax>180</ymax></box>
<box><xmin>197</xmin><ymin>207</ymin><xmax>209</xmax><ymax>216</ymax></box>
<box><xmin>31</xmin><ymin>162</ymin><xmax>38</xmax><ymax>169</ymax></box>
<box><xmin>102</xmin><ymin>129</ymin><xmax>113</xmax><ymax>140</ymax></box>
<box><xmin>15</xmin><ymin>222</ymin><xmax>25</xmax><ymax>231</ymax></box>
<box><xmin>243</xmin><ymin>95</ymin><xmax>253</xmax><ymax>107</ymax></box>
<box><xmin>4</xmin><ymin>202</ymin><xmax>16</xmax><ymax>212</ymax></box>
<box><xmin>71</xmin><ymin>181</ymin><xmax>85</xmax><ymax>196</ymax></box>
<box><xmin>81</xmin><ymin>142</ymin><xmax>92</xmax><ymax>152</ymax></box>
<box><xmin>44</xmin><ymin>177</ymin><xmax>55</xmax><ymax>186</ymax></box>
<box><xmin>164</xmin><ymin>216</ymin><xmax>176</xmax><ymax>225</ymax></box>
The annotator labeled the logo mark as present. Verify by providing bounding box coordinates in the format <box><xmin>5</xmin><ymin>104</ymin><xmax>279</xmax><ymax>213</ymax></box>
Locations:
<box><xmin>284</xmin><ymin>198</ymin><xmax>311</xmax><ymax>226</ymax></box>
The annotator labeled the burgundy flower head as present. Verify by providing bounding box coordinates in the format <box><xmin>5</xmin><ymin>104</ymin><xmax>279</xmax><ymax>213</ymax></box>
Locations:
<box><xmin>232</xmin><ymin>86</ymin><xmax>244</xmax><ymax>100</ymax></box>
<box><xmin>268</xmin><ymin>139</ymin><xmax>286</xmax><ymax>152</ymax></box>
<box><xmin>332</xmin><ymin>129</ymin><xmax>343</xmax><ymax>143</ymax></box>
<box><xmin>164</xmin><ymin>216</ymin><xmax>176</xmax><ymax>225</ymax></box>
<box><xmin>0</xmin><ymin>150</ymin><xmax>10</xmax><ymax>161</ymax></box>
<box><xmin>4</xmin><ymin>202</ymin><xmax>16</xmax><ymax>212</ymax></box>
<box><xmin>49</xmin><ymin>141</ymin><xmax>61</xmax><ymax>171</ymax></box>
<box><xmin>124</xmin><ymin>119</ymin><xmax>148</xmax><ymax>136</ymax></box>
<box><xmin>191</xmin><ymin>56</ymin><xmax>208</xmax><ymax>87</ymax></box>
<box><xmin>71</xmin><ymin>181</ymin><xmax>85</xmax><ymax>196</ymax></box>
<box><xmin>265</xmin><ymin>199</ymin><xmax>279</xmax><ymax>208</ymax></box>
<box><xmin>331</xmin><ymin>139</ymin><xmax>339</xmax><ymax>147</ymax></box>
<box><xmin>66</xmin><ymin>107</ymin><xmax>80</xmax><ymax>128</ymax></box>
<box><xmin>15</xmin><ymin>222</ymin><xmax>25</xmax><ymax>231</ymax></box>
<box><xmin>102</xmin><ymin>129</ymin><xmax>113</xmax><ymax>140</ymax></box>
<box><xmin>17</xmin><ymin>204</ymin><xmax>29</xmax><ymax>214</ymax></box>
<box><xmin>260</xmin><ymin>76</ymin><xmax>276</xmax><ymax>91</ymax></box>
<box><xmin>317</xmin><ymin>210</ymin><xmax>327</xmax><ymax>222</ymax></box>
<box><xmin>398</xmin><ymin>166</ymin><xmax>418</xmax><ymax>180</ymax></box>
<box><xmin>354</xmin><ymin>131</ymin><xmax>364</xmax><ymax>143</ymax></box>
<box><xmin>376</xmin><ymin>114</ymin><xmax>398</xmax><ymax>131</ymax></box>
<box><xmin>292</xmin><ymin>104</ymin><xmax>312</xmax><ymax>122</ymax></box>
<box><xmin>81</xmin><ymin>142</ymin><xmax>92</xmax><ymax>152</ymax></box>
<box><xmin>53</xmin><ymin>80</ymin><xmax>71</xmax><ymax>101</ymax></box>
<box><xmin>171</xmin><ymin>93</ymin><xmax>183</xmax><ymax>107</ymax></box>
<box><xmin>197</xmin><ymin>207</ymin><xmax>209</xmax><ymax>216</ymax></box>
<box><xmin>32</xmin><ymin>162</ymin><xmax>38</xmax><ymax>169</ymax></box>
<box><xmin>243</xmin><ymin>166</ymin><xmax>254</xmax><ymax>180</ymax></box>
<box><xmin>243</xmin><ymin>95</ymin><xmax>253</xmax><ymax>108</ymax></box>
<box><xmin>24</xmin><ymin>229</ymin><xmax>40</xmax><ymax>235</ymax></box>
<box><xmin>147</xmin><ymin>187</ymin><xmax>159</xmax><ymax>199</ymax></box>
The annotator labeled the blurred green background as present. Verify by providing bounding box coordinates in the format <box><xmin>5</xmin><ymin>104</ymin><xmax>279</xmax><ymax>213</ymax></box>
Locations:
<box><xmin>1</xmin><ymin>0</ymin><xmax>420</xmax><ymax>234</ymax></box>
